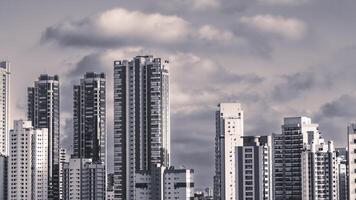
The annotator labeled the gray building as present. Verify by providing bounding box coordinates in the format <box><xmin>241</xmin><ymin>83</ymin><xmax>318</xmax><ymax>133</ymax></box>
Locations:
<box><xmin>113</xmin><ymin>56</ymin><xmax>170</xmax><ymax>200</ymax></box>
<box><xmin>336</xmin><ymin>148</ymin><xmax>348</xmax><ymax>200</ymax></box>
<box><xmin>273</xmin><ymin>117</ymin><xmax>320</xmax><ymax>200</ymax></box>
<box><xmin>0</xmin><ymin>154</ymin><xmax>7</xmax><ymax>200</ymax></box>
<box><xmin>28</xmin><ymin>74</ymin><xmax>60</xmax><ymax>200</ymax></box>
<box><xmin>72</xmin><ymin>72</ymin><xmax>106</xmax><ymax>163</ymax></box>
<box><xmin>59</xmin><ymin>148</ymin><xmax>67</xmax><ymax>200</ymax></box>
<box><xmin>235</xmin><ymin>136</ymin><xmax>273</xmax><ymax>200</ymax></box>
<box><xmin>63</xmin><ymin>158</ymin><xmax>106</xmax><ymax>200</ymax></box>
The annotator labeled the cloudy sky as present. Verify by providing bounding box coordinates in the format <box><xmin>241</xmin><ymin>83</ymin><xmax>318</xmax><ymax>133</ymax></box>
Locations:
<box><xmin>1</xmin><ymin>0</ymin><xmax>356</xmax><ymax>190</ymax></box>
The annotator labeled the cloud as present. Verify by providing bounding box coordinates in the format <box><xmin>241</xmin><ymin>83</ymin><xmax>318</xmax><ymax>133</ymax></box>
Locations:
<box><xmin>190</xmin><ymin>0</ymin><xmax>220</xmax><ymax>10</ymax></box>
<box><xmin>240</xmin><ymin>15</ymin><xmax>307</xmax><ymax>40</ymax></box>
<box><xmin>258</xmin><ymin>0</ymin><xmax>309</xmax><ymax>5</ymax></box>
<box><xmin>42</xmin><ymin>8</ymin><xmax>238</xmax><ymax>48</ymax></box>
<box><xmin>197</xmin><ymin>25</ymin><xmax>235</xmax><ymax>42</ymax></box>
<box><xmin>271</xmin><ymin>72</ymin><xmax>319</xmax><ymax>102</ymax></box>
<box><xmin>317</xmin><ymin>95</ymin><xmax>356</xmax><ymax>119</ymax></box>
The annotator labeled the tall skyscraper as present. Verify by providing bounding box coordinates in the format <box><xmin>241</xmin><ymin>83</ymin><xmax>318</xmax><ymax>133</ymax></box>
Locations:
<box><xmin>0</xmin><ymin>61</ymin><xmax>9</xmax><ymax>200</ymax></box>
<box><xmin>113</xmin><ymin>56</ymin><xmax>170</xmax><ymax>199</ymax></box>
<box><xmin>8</xmin><ymin>120</ymin><xmax>48</xmax><ymax>200</ymax></box>
<box><xmin>235</xmin><ymin>136</ymin><xmax>273</xmax><ymax>200</ymax></box>
<box><xmin>0</xmin><ymin>61</ymin><xmax>10</xmax><ymax>156</ymax></box>
<box><xmin>72</xmin><ymin>72</ymin><xmax>106</xmax><ymax>163</ymax></box>
<box><xmin>28</xmin><ymin>74</ymin><xmax>60</xmax><ymax>199</ymax></box>
<box><xmin>273</xmin><ymin>117</ymin><xmax>320</xmax><ymax>200</ymax></box>
<box><xmin>348</xmin><ymin>124</ymin><xmax>356</xmax><ymax>200</ymax></box>
<box><xmin>213</xmin><ymin>103</ymin><xmax>244</xmax><ymax>200</ymax></box>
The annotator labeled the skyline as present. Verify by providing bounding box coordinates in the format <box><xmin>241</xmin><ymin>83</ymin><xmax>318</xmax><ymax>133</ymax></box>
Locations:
<box><xmin>2</xmin><ymin>0</ymin><xmax>356</xmax><ymax>190</ymax></box>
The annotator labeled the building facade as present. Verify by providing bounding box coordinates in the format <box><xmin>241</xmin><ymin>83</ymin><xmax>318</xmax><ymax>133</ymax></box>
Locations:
<box><xmin>0</xmin><ymin>61</ymin><xmax>10</xmax><ymax>157</ymax></box>
<box><xmin>134</xmin><ymin>165</ymin><xmax>194</xmax><ymax>200</ymax></box>
<box><xmin>8</xmin><ymin>120</ymin><xmax>48</xmax><ymax>200</ymax></box>
<box><xmin>113</xmin><ymin>56</ymin><xmax>170</xmax><ymax>199</ymax></box>
<box><xmin>273</xmin><ymin>117</ymin><xmax>320</xmax><ymax>200</ymax></box>
<box><xmin>59</xmin><ymin>148</ymin><xmax>67</xmax><ymax>200</ymax></box>
<box><xmin>72</xmin><ymin>72</ymin><xmax>106</xmax><ymax>163</ymax></box>
<box><xmin>348</xmin><ymin>124</ymin><xmax>356</xmax><ymax>200</ymax></box>
<box><xmin>0</xmin><ymin>154</ymin><xmax>8</xmax><ymax>200</ymax></box>
<box><xmin>336</xmin><ymin>148</ymin><xmax>348</xmax><ymax>200</ymax></box>
<box><xmin>164</xmin><ymin>167</ymin><xmax>194</xmax><ymax>200</ymax></box>
<box><xmin>214</xmin><ymin>103</ymin><xmax>244</xmax><ymax>200</ymax></box>
<box><xmin>28</xmin><ymin>74</ymin><xmax>60</xmax><ymax>199</ymax></box>
<box><xmin>301</xmin><ymin>140</ymin><xmax>338</xmax><ymax>200</ymax></box>
<box><xmin>63</xmin><ymin>158</ymin><xmax>106</xmax><ymax>200</ymax></box>
<box><xmin>32</xmin><ymin>125</ymin><xmax>49</xmax><ymax>200</ymax></box>
<box><xmin>235</xmin><ymin>136</ymin><xmax>273</xmax><ymax>200</ymax></box>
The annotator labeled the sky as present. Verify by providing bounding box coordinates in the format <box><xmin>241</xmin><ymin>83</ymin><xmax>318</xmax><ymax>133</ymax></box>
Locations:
<box><xmin>1</xmin><ymin>0</ymin><xmax>356</xmax><ymax>190</ymax></box>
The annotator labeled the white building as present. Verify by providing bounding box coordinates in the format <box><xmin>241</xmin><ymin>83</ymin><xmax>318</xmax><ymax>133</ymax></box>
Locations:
<box><xmin>301</xmin><ymin>140</ymin><xmax>338</xmax><ymax>200</ymax></box>
<box><xmin>63</xmin><ymin>158</ymin><xmax>106</xmax><ymax>200</ymax></box>
<box><xmin>214</xmin><ymin>103</ymin><xmax>244</xmax><ymax>200</ymax></box>
<box><xmin>164</xmin><ymin>167</ymin><xmax>194</xmax><ymax>200</ymax></box>
<box><xmin>59</xmin><ymin>148</ymin><xmax>67</xmax><ymax>200</ymax></box>
<box><xmin>235</xmin><ymin>136</ymin><xmax>273</xmax><ymax>200</ymax></box>
<box><xmin>273</xmin><ymin>117</ymin><xmax>320</xmax><ymax>200</ymax></box>
<box><xmin>0</xmin><ymin>61</ymin><xmax>10</xmax><ymax>156</ymax></box>
<box><xmin>348</xmin><ymin>124</ymin><xmax>356</xmax><ymax>200</ymax></box>
<box><xmin>31</xmin><ymin>126</ymin><xmax>49</xmax><ymax>200</ymax></box>
<box><xmin>8</xmin><ymin>120</ymin><xmax>48</xmax><ymax>200</ymax></box>
<box><xmin>134</xmin><ymin>165</ymin><xmax>194</xmax><ymax>200</ymax></box>
<box><xmin>107</xmin><ymin>190</ymin><xmax>115</xmax><ymax>200</ymax></box>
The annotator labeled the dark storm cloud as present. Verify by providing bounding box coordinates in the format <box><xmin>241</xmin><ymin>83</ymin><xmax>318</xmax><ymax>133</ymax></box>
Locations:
<box><xmin>317</xmin><ymin>95</ymin><xmax>356</xmax><ymax>119</ymax></box>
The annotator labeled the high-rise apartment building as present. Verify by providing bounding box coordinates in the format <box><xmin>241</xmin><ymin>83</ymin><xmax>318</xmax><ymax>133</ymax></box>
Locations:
<box><xmin>273</xmin><ymin>117</ymin><xmax>320</xmax><ymax>200</ymax></box>
<box><xmin>301</xmin><ymin>140</ymin><xmax>338</xmax><ymax>200</ymax></box>
<box><xmin>72</xmin><ymin>72</ymin><xmax>106</xmax><ymax>163</ymax></box>
<box><xmin>134</xmin><ymin>166</ymin><xmax>194</xmax><ymax>200</ymax></box>
<box><xmin>59</xmin><ymin>148</ymin><xmax>67</xmax><ymax>200</ymax></box>
<box><xmin>213</xmin><ymin>103</ymin><xmax>244</xmax><ymax>200</ymax></box>
<box><xmin>0</xmin><ymin>154</ymin><xmax>8</xmax><ymax>200</ymax></box>
<box><xmin>0</xmin><ymin>61</ymin><xmax>10</xmax><ymax>156</ymax></box>
<box><xmin>235</xmin><ymin>136</ymin><xmax>273</xmax><ymax>200</ymax></box>
<box><xmin>336</xmin><ymin>148</ymin><xmax>348</xmax><ymax>200</ymax></box>
<box><xmin>63</xmin><ymin>158</ymin><xmax>106</xmax><ymax>200</ymax></box>
<box><xmin>32</xmin><ymin>125</ymin><xmax>49</xmax><ymax>200</ymax></box>
<box><xmin>28</xmin><ymin>74</ymin><xmax>60</xmax><ymax>199</ymax></box>
<box><xmin>348</xmin><ymin>124</ymin><xmax>356</xmax><ymax>200</ymax></box>
<box><xmin>113</xmin><ymin>56</ymin><xmax>170</xmax><ymax>199</ymax></box>
<box><xmin>8</xmin><ymin>120</ymin><xmax>48</xmax><ymax>200</ymax></box>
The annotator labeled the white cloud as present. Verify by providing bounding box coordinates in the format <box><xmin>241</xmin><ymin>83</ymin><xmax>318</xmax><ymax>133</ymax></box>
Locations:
<box><xmin>43</xmin><ymin>7</ymin><xmax>237</xmax><ymax>47</ymax></box>
<box><xmin>95</xmin><ymin>8</ymin><xmax>190</xmax><ymax>43</ymax></box>
<box><xmin>197</xmin><ymin>25</ymin><xmax>235</xmax><ymax>42</ymax></box>
<box><xmin>240</xmin><ymin>15</ymin><xmax>307</xmax><ymax>40</ymax></box>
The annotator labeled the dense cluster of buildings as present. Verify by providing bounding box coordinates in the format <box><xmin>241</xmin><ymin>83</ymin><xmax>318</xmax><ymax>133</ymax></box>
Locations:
<box><xmin>212</xmin><ymin>103</ymin><xmax>354</xmax><ymax>200</ymax></box>
<box><xmin>0</xmin><ymin>56</ymin><xmax>196</xmax><ymax>200</ymax></box>
<box><xmin>0</xmin><ymin>55</ymin><xmax>355</xmax><ymax>200</ymax></box>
